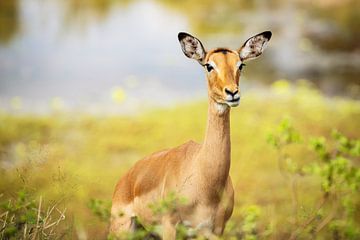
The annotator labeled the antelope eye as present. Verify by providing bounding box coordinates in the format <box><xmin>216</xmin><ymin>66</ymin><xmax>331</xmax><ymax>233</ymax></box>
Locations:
<box><xmin>205</xmin><ymin>63</ymin><xmax>214</xmax><ymax>72</ymax></box>
<box><xmin>238</xmin><ymin>63</ymin><xmax>246</xmax><ymax>71</ymax></box>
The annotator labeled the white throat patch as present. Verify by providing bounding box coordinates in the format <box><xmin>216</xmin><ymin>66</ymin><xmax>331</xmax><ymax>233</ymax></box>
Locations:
<box><xmin>215</xmin><ymin>103</ymin><xmax>228</xmax><ymax>115</ymax></box>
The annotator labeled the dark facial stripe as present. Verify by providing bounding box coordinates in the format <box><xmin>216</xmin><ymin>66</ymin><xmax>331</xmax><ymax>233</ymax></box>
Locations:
<box><xmin>206</xmin><ymin>48</ymin><xmax>238</xmax><ymax>61</ymax></box>
<box><xmin>212</xmin><ymin>48</ymin><xmax>231</xmax><ymax>54</ymax></box>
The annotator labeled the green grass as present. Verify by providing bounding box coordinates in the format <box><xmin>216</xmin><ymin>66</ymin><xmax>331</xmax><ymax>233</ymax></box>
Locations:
<box><xmin>0</xmin><ymin>81</ymin><xmax>359</xmax><ymax>239</ymax></box>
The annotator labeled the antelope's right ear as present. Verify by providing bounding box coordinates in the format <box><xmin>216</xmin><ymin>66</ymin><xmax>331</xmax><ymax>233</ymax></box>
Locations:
<box><xmin>238</xmin><ymin>31</ymin><xmax>272</xmax><ymax>61</ymax></box>
<box><xmin>178</xmin><ymin>32</ymin><xmax>206</xmax><ymax>65</ymax></box>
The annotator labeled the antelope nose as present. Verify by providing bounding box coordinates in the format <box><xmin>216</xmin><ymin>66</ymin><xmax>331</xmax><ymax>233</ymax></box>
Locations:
<box><xmin>224</xmin><ymin>88</ymin><xmax>240</xmax><ymax>100</ymax></box>
<box><xmin>225</xmin><ymin>88</ymin><xmax>238</xmax><ymax>96</ymax></box>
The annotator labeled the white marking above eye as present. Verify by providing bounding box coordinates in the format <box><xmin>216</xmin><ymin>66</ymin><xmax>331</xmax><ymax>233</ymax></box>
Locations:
<box><xmin>236</xmin><ymin>61</ymin><xmax>242</xmax><ymax>69</ymax></box>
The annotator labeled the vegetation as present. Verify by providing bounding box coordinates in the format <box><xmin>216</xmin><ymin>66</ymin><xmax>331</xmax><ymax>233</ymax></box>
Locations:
<box><xmin>0</xmin><ymin>80</ymin><xmax>359</xmax><ymax>239</ymax></box>
<box><xmin>0</xmin><ymin>191</ymin><xmax>67</xmax><ymax>239</ymax></box>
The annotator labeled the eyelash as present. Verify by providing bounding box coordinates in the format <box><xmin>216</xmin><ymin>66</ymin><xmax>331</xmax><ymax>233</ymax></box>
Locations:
<box><xmin>205</xmin><ymin>64</ymin><xmax>214</xmax><ymax>72</ymax></box>
<box><xmin>238</xmin><ymin>63</ymin><xmax>246</xmax><ymax>71</ymax></box>
<box><xmin>205</xmin><ymin>63</ymin><xmax>246</xmax><ymax>72</ymax></box>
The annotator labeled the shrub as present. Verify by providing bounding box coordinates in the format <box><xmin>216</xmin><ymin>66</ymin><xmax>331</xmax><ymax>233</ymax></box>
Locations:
<box><xmin>268</xmin><ymin>119</ymin><xmax>360</xmax><ymax>240</ymax></box>
<box><xmin>0</xmin><ymin>191</ymin><xmax>66</xmax><ymax>240</ymax></box>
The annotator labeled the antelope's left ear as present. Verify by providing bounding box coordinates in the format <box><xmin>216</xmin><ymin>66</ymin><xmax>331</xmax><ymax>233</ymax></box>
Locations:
<box><xmin>238</xmin><ymin>31</ymin><xmax>272</xmax><ymax>61</ymax></box>
<box><xmin>178</xmin><ymin>32</ymin><xmax>206</xmax><ymax>65</ymax></box>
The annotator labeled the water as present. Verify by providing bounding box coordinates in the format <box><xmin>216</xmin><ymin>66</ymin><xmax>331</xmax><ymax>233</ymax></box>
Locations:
<box><xmin>0</xmin><ymin>0</ymin><xmax>359</xmax><ymax>113</ymax></box>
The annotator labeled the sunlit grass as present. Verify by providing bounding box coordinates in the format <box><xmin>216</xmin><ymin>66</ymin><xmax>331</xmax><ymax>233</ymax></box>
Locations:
<box><xmin>0</xmin><ymin>81</ymin><xmax>359</xmax><ymax>239</ymax></box>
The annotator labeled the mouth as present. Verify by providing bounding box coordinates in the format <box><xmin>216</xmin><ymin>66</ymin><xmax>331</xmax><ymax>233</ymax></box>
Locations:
<box><xmin>225</xmin><ymin>97</ymin><xmax>240</xmax><ymax>107</ymax></box>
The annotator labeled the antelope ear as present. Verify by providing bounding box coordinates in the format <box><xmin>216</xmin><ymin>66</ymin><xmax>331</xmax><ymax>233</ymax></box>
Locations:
<box><xmin>178</xmin><ymin>32</ymin><xmax>206</xmax><ymax>65</ymax></box>
<box><xmin>238</xmin><ymin>31</ymin><xmax>272</xmax><ymax>61</ymax></box>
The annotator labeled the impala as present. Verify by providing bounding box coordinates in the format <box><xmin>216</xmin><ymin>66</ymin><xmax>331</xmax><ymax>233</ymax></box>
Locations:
<box><xmin>110</xmin><ymin>31</ymin><xmax>272</xmax><ymax>239</ymax></box>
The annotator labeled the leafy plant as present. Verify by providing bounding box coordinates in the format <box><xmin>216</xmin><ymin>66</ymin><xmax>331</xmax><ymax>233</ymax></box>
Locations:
<box><xmin>240</xmin><ymin>205</ymin><xmax>262</xmax><ymax>240</ymax></box>
<box><xmin>87</xmin><ymin>198</ymin><xmax>111</xmax><ymax>222</ymax></box>
<box><xmin>268</xmin><ymin>119</ymin><xmax>360</xmax><ymax>240</ymax></box>
<box><xmin>0</xmin><ymin>191</ymin><xmax>66</xmax><ymax>240</ymax></box>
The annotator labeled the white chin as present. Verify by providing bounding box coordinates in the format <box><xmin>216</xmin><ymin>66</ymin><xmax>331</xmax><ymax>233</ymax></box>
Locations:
<box><xmin>226</xmin><ymin>101</ymin><xmax>240</xmax><ymax>107</ymax></box>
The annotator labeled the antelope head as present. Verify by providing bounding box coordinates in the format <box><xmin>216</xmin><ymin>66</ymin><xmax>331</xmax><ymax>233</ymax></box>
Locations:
<box><xmin>178</xmin><ymin>31</ymin><xmax>271</xmax><ymax>112</ymax></box>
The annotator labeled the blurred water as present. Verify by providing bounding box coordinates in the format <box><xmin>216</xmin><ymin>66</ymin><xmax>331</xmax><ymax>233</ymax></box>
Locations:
<box><xmin>0</xmin><ymin>0</ymin><xmax>359</xmax><ymax>113</ymax></box>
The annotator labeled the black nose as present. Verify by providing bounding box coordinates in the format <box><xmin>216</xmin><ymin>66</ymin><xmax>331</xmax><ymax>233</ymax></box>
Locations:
<box><xmin>225</xmin><ymin>88</ymin><xmax>238</xmax><ymax>96</ymax></box>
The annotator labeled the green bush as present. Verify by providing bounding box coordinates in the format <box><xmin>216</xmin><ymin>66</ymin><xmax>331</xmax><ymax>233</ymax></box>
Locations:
<box><xmin>0</xmin><ymin>191</ymin><xmax>66</xmax><ymax>240</ymax></box>
<box><xmin>268</xmin><ymin>119</ymin><xmax>360</xmax><ymax>240</ymax></box>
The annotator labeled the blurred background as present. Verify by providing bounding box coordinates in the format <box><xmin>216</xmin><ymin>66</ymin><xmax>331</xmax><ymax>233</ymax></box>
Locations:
<box><xmin>0</xmin><ymin>0</ymin><xmax>359</xmax><ymax>239</ymax></box>
<box><xmin>0</xmin><ymin>0</ymin><xmax>359</xmax><ymax>113</ymax></box>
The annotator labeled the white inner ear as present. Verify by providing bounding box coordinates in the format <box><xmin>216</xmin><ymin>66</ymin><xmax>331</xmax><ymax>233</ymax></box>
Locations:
<box><xmin>208</xmin><ymin>61</ymin><xmax>219</xmax><ymax>73</ymax></box>
<box><xmin>239</xmin><ymin>46</ymin><xmax>252</xmax><ymax>60</ymax></box>
<box><xmin>240</xmin><ymin>35</ymin><xmax>268</xmax><ymax>60</ymax></box>
<box><xmin>262</xmin><ymin>40</ymin><xmax>269</xmax><ymax>50</ymax></box>
<box><xmin>182</xmin><ymin>36</ymin><xmax>205</xmax><ymax>61</ymax></box>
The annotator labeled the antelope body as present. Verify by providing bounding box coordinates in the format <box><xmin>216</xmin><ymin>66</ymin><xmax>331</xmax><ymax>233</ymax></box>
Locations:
<box><xmin>110</xmin><ymin>31</ymin><xmax>271</xmax><ymax>239</ymax></box>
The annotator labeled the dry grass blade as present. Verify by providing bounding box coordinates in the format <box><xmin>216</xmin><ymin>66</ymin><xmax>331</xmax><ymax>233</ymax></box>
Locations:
<box><xmin>30</xmin><ymin>196</ymin><xmax>42</xmax><ymax>240</ymax></box>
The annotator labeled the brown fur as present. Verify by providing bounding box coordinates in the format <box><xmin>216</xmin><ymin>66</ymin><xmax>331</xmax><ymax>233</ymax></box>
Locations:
<box><xmin>110</xmin><ymin>32</ymin><xmax>270</xmax><ymax>239</ymax></box>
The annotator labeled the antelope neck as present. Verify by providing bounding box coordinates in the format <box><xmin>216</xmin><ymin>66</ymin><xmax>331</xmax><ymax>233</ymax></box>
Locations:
<box><xmin>197</xmin><ymin>97</ymin><xmax>231</xmax><ymax>190</ymax></box>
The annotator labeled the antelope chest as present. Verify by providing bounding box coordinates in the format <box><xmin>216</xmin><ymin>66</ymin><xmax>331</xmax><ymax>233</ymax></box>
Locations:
<box><xmin>177</xmin><ymin>193</ymin><xmax>222</xmax><ymax>229</ymax></box>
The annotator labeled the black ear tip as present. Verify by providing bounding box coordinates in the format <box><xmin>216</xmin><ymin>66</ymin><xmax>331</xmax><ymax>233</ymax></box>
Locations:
<box><xmin>178</xmin><ymin>32</ymin><xmax>190</xmax><ymax>41</ymax></box>
<box><xmin>263</xmin><ymin>31</ymin><xmax>272</xmax><ymax>40</ymax></box>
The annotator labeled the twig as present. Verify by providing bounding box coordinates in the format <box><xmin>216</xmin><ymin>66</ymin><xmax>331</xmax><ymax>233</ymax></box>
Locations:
<box><xmin>288</xmin><ymin>195</ymin><xmax>328</xmax><ymax>240</ymax></box>
<box><xmin>23</xmin><ymin>223</ymin><xmax>27</xmax><ymax>239</ymax></box>
<box><xmin>0</xmin><ymin>211</ymin><xmax>9</xmax><ymax>238</ymax></box>
<box><xmin>31</xmin><ymin>196</ymin><xmax>42</xmax><ymax>240</ymax></box>
<box><xmin>315</xmin><ymin>194</ymin><xmax>338</xmax><ymax>233</ymax></box>
<box><xmin>291</xmin><ymin>175</ymin><xmax>299</xmax><ymax>225</ymax></box>
<box><xmin>277</xmin><ymin>147</ymin><xmax>290</xmax><ymax>179</ymax></box>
